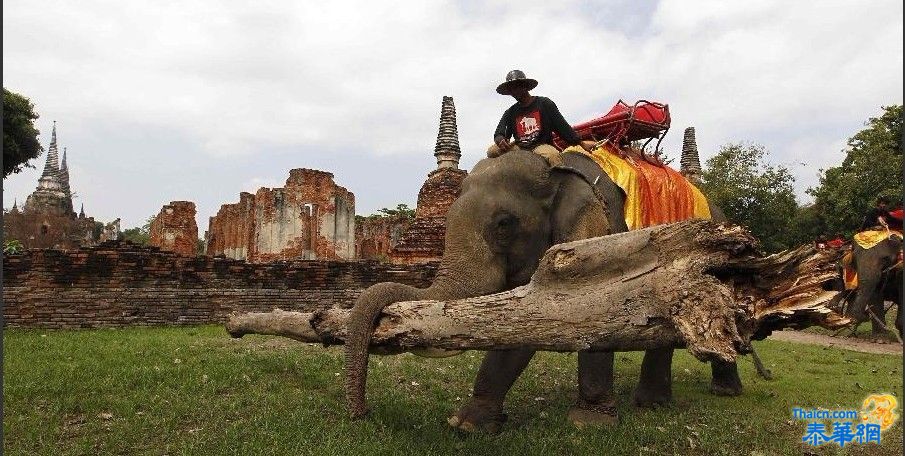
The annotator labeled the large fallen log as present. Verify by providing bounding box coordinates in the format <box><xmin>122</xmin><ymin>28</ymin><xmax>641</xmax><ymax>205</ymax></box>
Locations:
<box><xmin>226</xmin><ymin>220</ymin><xmax>849</xmax><ymax>363</ymax></box>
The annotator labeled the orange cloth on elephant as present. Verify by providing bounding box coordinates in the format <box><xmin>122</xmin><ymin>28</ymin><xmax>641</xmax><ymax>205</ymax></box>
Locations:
<box><xmin>563</xmin><ymin>144</ymin><xmax>711</xmax><ymax>230</ymax></box>
<box><xmin>853</xmin><ymin>229</ymin><xmax>903</xmax><ymax>250</ymax></box>
<box><xmin>842</xmin><ymin>250</ymin><xmax>858</xmax><ymax>290</ymax></box>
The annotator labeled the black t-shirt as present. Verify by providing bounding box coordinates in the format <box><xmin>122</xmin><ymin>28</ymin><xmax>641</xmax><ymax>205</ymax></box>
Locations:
<box><xmin>493</xmin><ymin>96</ymin><xmax>581</xmax><ymax>150</ymax></box>
<box><xmin>860</xmin><ymin>207</ymin><xmax>890</xmax><ymax>231</ymax></box>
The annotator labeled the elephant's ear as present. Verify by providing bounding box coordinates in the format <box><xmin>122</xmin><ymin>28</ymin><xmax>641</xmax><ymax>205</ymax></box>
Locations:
<box><xmin>548</xmin><ymin>167</ymin><xmax>611</xmax><ymax>244</ymax></box>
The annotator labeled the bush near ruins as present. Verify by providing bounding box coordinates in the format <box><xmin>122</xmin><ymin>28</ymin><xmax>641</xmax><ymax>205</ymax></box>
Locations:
<box><xmin>120</xmin><ymin>215</ymin><xmax>156</xmax><ymax>245</ymax></box>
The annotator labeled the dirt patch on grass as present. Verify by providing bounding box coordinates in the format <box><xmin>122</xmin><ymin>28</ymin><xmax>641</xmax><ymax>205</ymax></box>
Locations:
<box><xmin>770</xmin><ymin>330</ymin><xmax>903</xmax><ymax>355</ymax></box>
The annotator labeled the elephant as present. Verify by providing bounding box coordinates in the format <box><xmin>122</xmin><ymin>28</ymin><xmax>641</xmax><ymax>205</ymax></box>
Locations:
<box><xmin>842</xmin><ymin>233</ymin><xmax>903</xmax><ymax>337</ymax></box>
<box><xmin>343</xmin><ymin>148</ymin><xmax>743</xmax><ymax>432</ymax></box>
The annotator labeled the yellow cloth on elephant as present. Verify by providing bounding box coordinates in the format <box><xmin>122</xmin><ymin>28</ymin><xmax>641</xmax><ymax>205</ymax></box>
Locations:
<box><xmin>853</xmin><ymin>229</ymin><xmax>903</xmax><ymax>250</ymax></box>
<box><xmin>563</xmin><ymin>144</ymin><xmax>711</xmax><ymax>230</ymax></box>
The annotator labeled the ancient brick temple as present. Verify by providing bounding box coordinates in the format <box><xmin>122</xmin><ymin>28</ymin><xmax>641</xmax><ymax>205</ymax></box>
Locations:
<box><xmin>3</xmin><ymin>122</ymin><xmax>120</xmax><ymax>249</ymax></box>
<box><xmin>204</xmin><ymin>169</ymin><xmax>355</xmax><ymax>262</ymax></box>
<box><xmin>680</xmin><ymin>127</ymin><xmax>703</xmax><ymax>183</ymax></box>
<box><xmin>389</xmin><ymin>96</ymin><xmax>467</xmax><ymax>264</ymax></box>
<box><xmin>148</xmin><ymin>201</ymin><xmax>199</xmax><ymax>256</ymax></box>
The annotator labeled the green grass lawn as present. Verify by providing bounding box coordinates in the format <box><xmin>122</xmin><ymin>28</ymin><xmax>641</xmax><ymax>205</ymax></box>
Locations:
<box><xmin>3</xmin><ymin>326</ymin><xmax>902</xmax><ymax>455</ymax></box>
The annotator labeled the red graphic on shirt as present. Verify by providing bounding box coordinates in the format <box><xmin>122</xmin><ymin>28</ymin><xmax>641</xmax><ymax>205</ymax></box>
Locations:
<box><xmin>515</xmin><ymin>110</ymin><xmax>541</xmax><ymax>143</ymax></box>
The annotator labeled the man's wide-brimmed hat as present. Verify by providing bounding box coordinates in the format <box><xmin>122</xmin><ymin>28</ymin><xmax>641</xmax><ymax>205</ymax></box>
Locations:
<box><xmin>496</xmin><ymin>70</ymin><xmax>538</xmax><ymax>95</ymax></box>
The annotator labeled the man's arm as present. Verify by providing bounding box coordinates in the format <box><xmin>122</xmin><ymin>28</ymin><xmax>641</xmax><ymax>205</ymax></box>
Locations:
<box><xmin>494</xmin><ymin>108</ymin><xmax>513</xmax><ymax>151</ymax></box>
<box><xmin>544</xmin><ymin>98</ymin><xmax>581</xmax><ymax>146</ymax></box>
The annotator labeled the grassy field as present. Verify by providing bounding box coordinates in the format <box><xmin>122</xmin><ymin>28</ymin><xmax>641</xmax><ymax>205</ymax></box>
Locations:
<box><xmin>3</xmin><ymin>326</ymin><xmax>902</xmax><ymax>455</ymax></box>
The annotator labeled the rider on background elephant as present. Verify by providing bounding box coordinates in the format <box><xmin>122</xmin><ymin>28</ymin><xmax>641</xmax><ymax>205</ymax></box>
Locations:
<box><xmin>845</xmin><ymin>207</ymin><xmax>903</xmax><ymax>337</ymax></box>
<box><xmin>344</xmin><ymin>73</ymin><xmax>743</xmax><ymax>433</ymax></box>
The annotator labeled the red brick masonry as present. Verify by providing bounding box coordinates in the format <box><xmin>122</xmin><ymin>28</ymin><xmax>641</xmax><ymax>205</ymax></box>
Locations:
<box><xmin>149</xmin><ymin>201</ymin><xmax>198</xmax><ymax>256</ymax></box>
<box><xmin>2</xmin><ymin>241</ymin><xmax>437</xmax><ymax>329</ymax></box>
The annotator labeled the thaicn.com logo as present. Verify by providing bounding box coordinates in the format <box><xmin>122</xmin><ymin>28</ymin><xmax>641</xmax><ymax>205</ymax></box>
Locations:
<box><xmin>792</xmin><ymin>394</ymin><xmax>899</xmax><ymax>447</ymax></box>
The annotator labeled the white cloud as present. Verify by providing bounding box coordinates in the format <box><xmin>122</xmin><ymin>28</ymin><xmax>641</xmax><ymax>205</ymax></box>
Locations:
<box><xmin>2</xmin><ymin>0</ymin><xmax>902</xmax><ymax>228</ymax></box>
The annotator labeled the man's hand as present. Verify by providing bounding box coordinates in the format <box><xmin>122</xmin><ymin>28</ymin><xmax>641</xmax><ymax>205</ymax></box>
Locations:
<box><xmin>495</xmin><ymin>136</ymin><xmax>513</xmax><ymax>152</ymax></box>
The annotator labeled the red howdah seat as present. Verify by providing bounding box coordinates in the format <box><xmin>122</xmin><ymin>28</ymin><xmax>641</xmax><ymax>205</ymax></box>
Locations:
<box><xmin>553</xmin><ymin>100</ymin><xmax>670</xmax><ymax>151</ymax></box>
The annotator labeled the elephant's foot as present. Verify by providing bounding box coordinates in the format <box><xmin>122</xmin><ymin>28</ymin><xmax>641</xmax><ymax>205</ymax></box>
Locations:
<box><xmin>568</xmin><ymin>398</ymin><xmax>618</xmax><ymax>428</ymax></box>
<box><xmin>710</xmin><ymin>361</ymin><xmax>743</xmax><ymax>397</ymax></box>
<box><xmin>447</xmin><ymin>397</ymin><xmax>507</xmax><ymax>434</ymax></box>
<box><xmin>710</xmin><ymin>380</ymin><xmax>743</xmax><ymax>397</ymax></box>
<box><xmin>632</xmin><ymin>384</ymin><xmax>672</xmax><ymax>408</ymax></box>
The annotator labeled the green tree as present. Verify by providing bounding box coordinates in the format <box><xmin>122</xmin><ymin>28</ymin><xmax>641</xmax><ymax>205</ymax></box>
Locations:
<box><xmin>700</xmin><ymin>143</ymin><xmax>799</xmax><ymax>252</ymax></box>
<box><xmin>377</xmin><ymin>203</ymin><xmax>416</xmax><ymax>218</ymax></box>
<box><xmin>120</xmin><ymin>215</ymin><xmax>156</xmax><ymax>245</ymax></box>
<box><xmin>808</xmin><ymin>105</ymin><xmax>903</xmax><ymax>237</ymax></box>
<box><xmin>3</xmin><ymin>88</ymin><xmax>43</xmax><ymax>178</ymax></box>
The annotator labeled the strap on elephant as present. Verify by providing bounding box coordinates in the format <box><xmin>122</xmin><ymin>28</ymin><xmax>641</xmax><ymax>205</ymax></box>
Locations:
<box><xmin>553</xmin><ymin>152</ymin><xmax>622</xmax><ymax>231</ymax></box>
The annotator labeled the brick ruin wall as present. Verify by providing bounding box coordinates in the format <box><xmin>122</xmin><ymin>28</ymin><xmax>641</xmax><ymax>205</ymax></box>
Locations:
<box><xmin>390</xmin><ymin>167</ymin><xmax>467</xmax><ymax>264</ymax></box>
<box><xmin>2</xmin><ymin>242</ymin><xmax>438</xmax><ymax>329</ymax></box>
<box><xmin>205</xmin><ymin>169</ymin><xmax>356</xmax><ymax>262</ymax></box>
<box><xmin>148</xmin><ymin>201</ymin><xmax>198</xmax><ymax>256</ymax></box>
<box><xmin>355</xmin><ymin>215</ymin><xmax>411</xmax><ymax>260</ymax></box>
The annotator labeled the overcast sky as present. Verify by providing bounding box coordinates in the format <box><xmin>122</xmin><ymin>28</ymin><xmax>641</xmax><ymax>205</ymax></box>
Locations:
<box><xmin>3</xmin><ymin>0</ymin><xmax>902</xmax><ymax>231</ymax></box>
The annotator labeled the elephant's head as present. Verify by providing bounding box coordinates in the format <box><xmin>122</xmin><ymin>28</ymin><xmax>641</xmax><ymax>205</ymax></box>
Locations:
<box><xmin>846</xmin><ymin>233</ymin><xmax>903</xmax><ymax>324</ymax></box>
<box><xmin>344</xmin><ymin>149</ymin><xmax>613</xmax><ymax>417</ymax></box>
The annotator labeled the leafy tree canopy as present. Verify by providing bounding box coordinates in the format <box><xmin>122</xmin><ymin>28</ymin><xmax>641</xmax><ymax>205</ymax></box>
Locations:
<box><xmin>376</xmin><ymin>203</ymin><xmax>416</xmax><ymax>218</ymax></box>
<box><xmin>356</xmin><ymin>204</ymin><xmax>416</xmax><ymax>223</ymax></box>
<box><xmin>120</xmin><ymin>215</ymin><xmax>156</xmax><ymax>245</ymax></box>
<box><xmin>3</xmin><ymin>88</ymin><xmax>43</xmax><ymax>178</ymax></box>
<box><xmin>808</xmin><ymin>105</ymin><xmax>902</xmax><ymax>236</ymax></box>
<box><xmin>700</xmin><ymin>142</ymin><xmax>799</xmax><ymax>252</ymax></box>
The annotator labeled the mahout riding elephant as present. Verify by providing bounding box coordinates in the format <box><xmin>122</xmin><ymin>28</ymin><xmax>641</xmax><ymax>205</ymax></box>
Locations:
<box><xmin>344</xmin><ymin>149</ymin><xmax>743</xmax><ymax>432</ymax></box>
<box><xmin>843</xmin><ymin>233</ymin><xmax>903</xmax><ymax>337</ymax></box>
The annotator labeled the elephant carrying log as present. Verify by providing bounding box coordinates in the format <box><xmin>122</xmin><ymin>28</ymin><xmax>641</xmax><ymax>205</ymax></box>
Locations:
<box><xmin>343</xmin><ymin>149</ymin><xmax>743</xmax><ymax>431</ymax></box>
<box><xmin>841</xmin><ymin>232</ymin><xmax>903</xmax><ymax>337</ymax></box>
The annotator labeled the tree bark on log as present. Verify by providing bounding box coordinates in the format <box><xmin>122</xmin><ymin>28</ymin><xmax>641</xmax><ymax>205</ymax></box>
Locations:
<box><xmin>226</xmin><ymin>220</ymin><xmax>849</xmax><ymax>363</ymax></box>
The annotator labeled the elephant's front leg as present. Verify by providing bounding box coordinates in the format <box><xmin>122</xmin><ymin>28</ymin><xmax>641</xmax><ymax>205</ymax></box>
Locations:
<box><xmin>568</xmin><ymin>351</ymin><xmax>618</xmax><ymax>427</ymax></box>
<box><xmin>710</xmin><ymin>360</ymin><xmax>743</xmax><ymax>396</ymax></box>
<box><xmin>633</xmin><ymin>348</ymin><xmax>674</xmax><ymax>407</ymax></box>
<box><xmin>448</xmin><ymin>348</ymin><xmax>535</xmax><ymax>433</ymax></box>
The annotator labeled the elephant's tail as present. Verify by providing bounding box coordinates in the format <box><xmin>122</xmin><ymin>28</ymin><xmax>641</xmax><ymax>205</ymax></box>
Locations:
<box><xmin>343</xmin><ymin>282</ymin><xmax>417</xmax><ymax>419</ymax></box>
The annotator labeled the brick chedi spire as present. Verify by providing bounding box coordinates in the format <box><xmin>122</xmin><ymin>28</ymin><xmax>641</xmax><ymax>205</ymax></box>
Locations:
<box><xmin>390</xmin><ymin>96</ymin><xmax>468</xmax><ymax>264</ymax></box>
<box><xmin>24</xmin><ymin>121</ymin><xmax>75</xmax><ymax>217</ymax></box>
<box><xmin>434</xmin><ymin>96</ymin><xmax>461</xmax><ymax>170</ymax></box>
<box><xmin>680</xmin><ymin>127</ymin><xmax>702</xmax><ymax>182</ymax></box>
<box><xmin>59</xmin><ymin>146</ymin><xmax>72</xmax><ymax>197</ymax></box>
<box><xmin>38</xmin><ymin>121</ymin><xmax>62</xmax><ymax>190</ymax></box>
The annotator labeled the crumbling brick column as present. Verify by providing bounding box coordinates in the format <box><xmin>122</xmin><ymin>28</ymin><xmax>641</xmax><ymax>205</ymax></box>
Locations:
<box><xmin>148</xmin><ymin>201</ymin><xmax>199</xmax><ymax>256</ymax></box>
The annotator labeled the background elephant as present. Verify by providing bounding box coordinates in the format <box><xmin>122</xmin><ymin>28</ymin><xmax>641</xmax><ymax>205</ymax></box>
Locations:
<box><xmin>344</xmin><ymin>149</ymin><xmax>742</xmax><ymax>431</ymax></box>
<box><xmin>843</xmin><ymin>234</ymin><xmax>903</xmax><ymax>337</ymax></box>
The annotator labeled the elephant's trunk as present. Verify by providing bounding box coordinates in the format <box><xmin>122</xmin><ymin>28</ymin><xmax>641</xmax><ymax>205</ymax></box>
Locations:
<box><xmin>343</xmin><ymin>202</ymin><xmax>507</xmax><ymax>418</ymax></box>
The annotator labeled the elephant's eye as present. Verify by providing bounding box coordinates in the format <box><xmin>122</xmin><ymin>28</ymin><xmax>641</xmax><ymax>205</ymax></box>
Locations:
<box><xmin>496</xmin><ymin>214</ymin><xmax>517</xmax><ymax>232</ymax></box>
<box><xmin>491</xmin><ymin>213</ymin><xmax>519</xmax><ymax>241</ymax></box>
